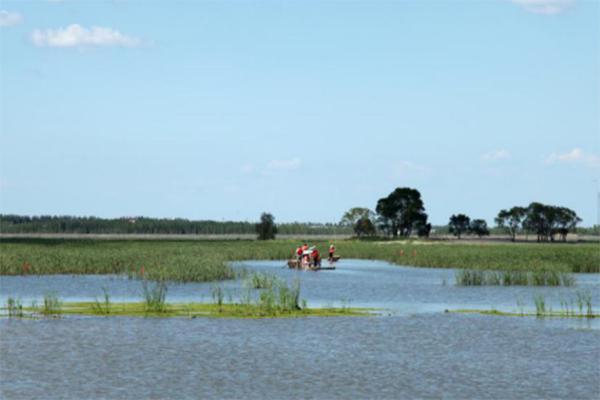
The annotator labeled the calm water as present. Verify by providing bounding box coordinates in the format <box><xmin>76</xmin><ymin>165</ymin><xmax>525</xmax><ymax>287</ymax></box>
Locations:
<box><xmin>1</xmin><ymin>260</ymin><xmax>599</xmax><ymax>399</ymax></box>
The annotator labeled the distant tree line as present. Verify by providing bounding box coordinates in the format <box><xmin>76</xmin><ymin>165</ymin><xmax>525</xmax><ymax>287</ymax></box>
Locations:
<box><xmin>495</xmin><ymin>202</ymin><xmax>581</xmax><ymax>242</ymax></box>
<box><xmin>0</xmin><ymin>215</ymin><xmax>351</xmax><ymax>236</ymax></box>
<box><xmin>340</xmin><ymin>187</ymin><xmax>583</xmax><ymax>242</ymax></box>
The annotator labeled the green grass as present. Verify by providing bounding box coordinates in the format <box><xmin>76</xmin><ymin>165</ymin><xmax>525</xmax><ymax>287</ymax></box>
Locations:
<box><xmin>1</xmin><ymin>301</ymin><xmax>370</xmax><ymax>319</ymax></box>
<box><xmin>455</xmin><ymin>268</ymin><xmax>576</xmax><ymax>286</ymax></box>
<box><xmin>0</xmin><ymin>238</ymin><xmax>597</xmax><ymax>283</ymax></box>
<box><xmin>450</xmin><ymin>291</ymin><xmax>597</xmax><ymax>319</ymax></box>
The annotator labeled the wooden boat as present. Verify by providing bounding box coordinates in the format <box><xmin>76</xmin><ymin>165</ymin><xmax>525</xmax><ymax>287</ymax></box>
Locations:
<box><xmin>287</xmin><ymin>257</ymin><xmax>340</xmax><ymax>271</ymax></box>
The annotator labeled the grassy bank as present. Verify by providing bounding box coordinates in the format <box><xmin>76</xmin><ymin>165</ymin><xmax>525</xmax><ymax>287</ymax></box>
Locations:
<box><xmin>0</xmin><ymin>238</ymin><xmax>597</xmax><ymax>282</ymax></box>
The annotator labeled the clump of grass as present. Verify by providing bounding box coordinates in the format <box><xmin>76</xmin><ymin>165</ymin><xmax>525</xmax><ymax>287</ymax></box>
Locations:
<box><xmin>41</xmin><ymin>292</ymin><xmax>62</xmax><ymax>316</ymax></box>
<box><xmin>142</xmin><ymin>280</ymin><xmax>167</xmax><ymax>313</ymax></box>
<box><xmin>516</xmin><ymin>297</ymin><xmax>525</xmax><ymax>316</ymax></box>
<box><xmin>7</xmin><ymin>297</ymin><xmax>24</xmax><ymax>318</ymax></box>
<box><xmin>533</xmin><ymin>294</ymin><xmax>546</xmax><ymax>316</ymax></box>
<box><xmin>576</xmin><ymin>291</ymin><xmax>594</xmax><ymax>317</ymax></box>
<box><xmin>246</xmin><ymin>272</ymin><xmax>279</xmax><ymax>289</ymax></box>
<box><xmin>211</xmin><ymin>285</ymin><xmax>224</xmax><ymax>311</ymax></box>
<box><xmin>92</xmin><ymin>287</ymin><xmax>111</xmax><ymax>315</ymax></box>
<box><xmin>455</xmin><ymin>269</ymin><xmax>575</xmax><ymax>286</ymax></box>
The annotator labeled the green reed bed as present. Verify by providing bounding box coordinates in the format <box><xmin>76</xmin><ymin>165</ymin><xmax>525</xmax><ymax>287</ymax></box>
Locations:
<box><xmin>455</xmin><ymin>268</ymin><xmax>576</xmax><ymax>286</ymax></box>
<box><xmin>0</xmin><ymin>238</ymin><xmax>597</xmax><ymax>284</ymax></box>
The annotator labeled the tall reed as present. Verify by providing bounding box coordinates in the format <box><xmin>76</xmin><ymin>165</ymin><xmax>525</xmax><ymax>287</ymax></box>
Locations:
<box><xmin>41</xmin><ymin>292</ymin><xmax>62</xmax><ymax>315</ymax></box>
<box><xmin>92</xmin><ymin>287</ymin><xmax>111</xmax><ymax>314</ymax></box>
<box><xmin>142</xmin><ymin>280</ymin><xmax>167</xmax><ymax>313</ymax></box>
<box><xmin>7</xmin><ymin>297</ymin><xmax>24</xmax><ymax>318</ymax></box>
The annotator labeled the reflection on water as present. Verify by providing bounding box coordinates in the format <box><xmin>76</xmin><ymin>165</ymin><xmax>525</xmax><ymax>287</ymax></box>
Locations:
<box><xmin>1</xmin><ymin>260</ymin><xmax>599</xmax><ymax>399</ymax></box>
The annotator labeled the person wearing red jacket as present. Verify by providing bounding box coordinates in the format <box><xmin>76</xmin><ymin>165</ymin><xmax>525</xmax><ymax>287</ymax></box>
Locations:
<box><xmin>311</xmin><ymin>248</ymin><xmax>321</xmax><ymax>267</ymax></box>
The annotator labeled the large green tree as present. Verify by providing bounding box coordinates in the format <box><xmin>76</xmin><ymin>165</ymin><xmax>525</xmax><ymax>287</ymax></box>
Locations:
<box><xmin>375</xmin><ymin>187</ymin><xmax>428</xmax><ymax>237</ymax></box>
<box><xmin>448</xmin><ymin>214</ymin><xmax>470</xmax><ymax>239</ymax></box>
<box><xmin>354</xmin><ymin>217</ymin><xmax>376</xmax><ymax>238</ymax></box>
<box><xmin>469</xmin><ymin>219</ymin><xmax>489</xmax><ymax>238</ymax></box>
<box><xmin>341</xmin><ymin>207</ymin><xmax>376</xmax><ymax>237</ymax></box>
<box><xmin>340</xmin><ymin>207</ymin><xmax>375</xmax><ymax>227</ymax></box>
<box><xmin>255</xmin><ymin>212</ymin><xmax>277</xmax><ymax>240</ymax></box>
<box><xmin>522</xmin><ymin>203</ymin><xmax>581</xmax><ymax>242</ymax></box>
<box><xmin>495</xmin><ymin>207</ymin><xmax>526</xmax><ymax>242</ymax></box>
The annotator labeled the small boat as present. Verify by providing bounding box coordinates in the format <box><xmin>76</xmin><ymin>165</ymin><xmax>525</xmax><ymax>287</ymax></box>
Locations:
<box><xmin>287</xmin><ymin>256</ymin><xmax>340</xmax><ymax>271</ymax></box>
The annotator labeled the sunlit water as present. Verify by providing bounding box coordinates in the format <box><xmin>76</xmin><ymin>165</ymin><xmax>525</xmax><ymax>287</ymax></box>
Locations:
<box><xmin>1</xmin><ymin>260</ymin><xmax>599</xmax><ymax>399</ymax></box>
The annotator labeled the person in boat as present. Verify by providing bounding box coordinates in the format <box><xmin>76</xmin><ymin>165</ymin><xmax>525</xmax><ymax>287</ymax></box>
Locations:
<box><xmin>311</xmin><ymin>247</ymin><xmax>321</xmax><ymax>268</ymax></box>
<box><xmin>295</xmin><ymin>246</ymin><xmax>303</xmax><ymax>261</ymax></box>
<box><xmin>328</xmin><ymin>243</ymin><xmax>336</xmax><ymax>262</ymax></box>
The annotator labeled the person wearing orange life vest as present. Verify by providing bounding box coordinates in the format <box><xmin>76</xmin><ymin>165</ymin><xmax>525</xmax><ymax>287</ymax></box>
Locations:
<box><xmin>295</xmin><ymin>246</ymin><xmax>303</xmax><ymax>261</ymax></box>
<box><xmin>328</xmin><ymin>243</ymin><xmax>336</xmax><ymax>262</ymax></box>
<box><xmin>311</xmin><ymin>247</ymin><xmax>321</xmax><ymax>267</ymax></box>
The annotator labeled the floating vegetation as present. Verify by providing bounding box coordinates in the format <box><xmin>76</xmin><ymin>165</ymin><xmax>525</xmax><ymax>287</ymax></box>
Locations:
<box><xmin>455</xmin><ymin>268</ymin><xmax>575</xmax><ymax>286</ymax></box>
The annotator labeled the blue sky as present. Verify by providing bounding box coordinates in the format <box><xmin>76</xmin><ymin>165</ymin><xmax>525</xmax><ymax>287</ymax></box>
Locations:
<box><xmin>1</xmin><ymin>0</ymin><xmax>598</xmax><ymax>225</ymax></box>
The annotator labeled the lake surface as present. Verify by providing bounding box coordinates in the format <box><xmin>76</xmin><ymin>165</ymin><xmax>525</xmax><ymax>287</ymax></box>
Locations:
<box><xmin>1</xmin><ymin>260</ymin><xmax>599</xmax><ymax>399</ymax></box>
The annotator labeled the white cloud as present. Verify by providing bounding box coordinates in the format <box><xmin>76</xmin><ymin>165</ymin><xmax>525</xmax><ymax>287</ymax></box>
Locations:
<box><xmin>546</xmin><ymin>148</ymin><xmax>600</xmax><ymax>167</ymax></box>
<box><xmin>0</xmin><ymin>10</ymin><xmax>22</xmax><ymax>27</ymax></box>
<box><xmin>510</xmin><ymin>0</ymin><xmax>575</xmax><ymax>15</ymax></box>
<box><xmin>266</xmin><ymin>158</ymin><xmax>302</xmax><ymax>171</ymax></box>
<box><xmin>31</xmin><ymin>24</ymin><xmax>141</xmax><ymax>47</ymax></box>
<box><xmin>481</xmin><ymin>149</ymin><xmax>511</xmax><ymax>162</ymax></box>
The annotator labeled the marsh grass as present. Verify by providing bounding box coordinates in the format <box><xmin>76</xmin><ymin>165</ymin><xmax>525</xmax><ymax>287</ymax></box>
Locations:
<box><xmin>211</xmin><ymin>285</ymin><xmax>224</xmax><ymax>305</ymax></box>
<box><xmin>7</xmin><ymin>297</ymin><xmax>24</xmax><ymax>318</ymax></box>
<box><xmin>455</xmin><ymin>268</ymin><xmax>575</xmax><ymax>286</ymax></box>
<box><xmin>41</xmin><ymin>293</ymin><xmax>62</xmax><ymax>315</ymax></box>
<box><xmin>246</xmin><ymin>272</ymin><xmax>279</xmax><ymax>289</ymax></box>
<box><xmin>142</xmin><ymin>280</ymin><xmax>167</xmax><ymax>313</ymax></box>
<box><xmin>453</xmin><ymin>292</ymin><xmax>597</xmax><ymax>319</ymax></box>
<box><xmin>533</xmin><ymin>294</ymin><xmax>546</xmax><ymax>316</ymax></box>
<box><xmin>92</xmin><ymin>287</ymin><xmax>111</xmax><ymax>315</ymax></box>
<box><xmin>1</xmin><ymin>239</ymin><xmax>597</xmax><ymax>283</ymax></box>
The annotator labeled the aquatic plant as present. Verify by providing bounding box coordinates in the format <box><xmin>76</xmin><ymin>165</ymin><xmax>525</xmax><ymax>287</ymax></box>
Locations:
<box><xmin>142</xmin><ymin>280</ymin><xmax>167</xmax><ymax>313</ymax></box>
<box><xmin>41</xmin><ymin>292</ymin><xmax>62</xmax><ymax>315</ymax></box>
<box><xmin>211</xmin><ymin>285</ymin><xmax>224</xmax><ymax>310</ymax></box>
<box><xmin>455</xmin><ymin>268</ymin><xmax>575</xmax><ymax>287</ymax></box>
<box><xmin>533</xmin><ymin>294</ymin><xmax>546</xmax><ymax>316</ymax></box>
<box><xmin>92</xmin><ymin>287</ymin><xmax>111</xmax><ymax>315</ymax></box>
<box><xmin>0</xmin><ymin>239</ymin><xmax>597</xmax><ymax>284</ymax></box>
<box><xmin>7</xmin><ymin>297</ymin><xmax>24</xmax><ymax>318</ymax></box>
<box><xmin>246</xmin><ymin>271</ymin><xmax>280</xmax><ymax>289</ymax></box>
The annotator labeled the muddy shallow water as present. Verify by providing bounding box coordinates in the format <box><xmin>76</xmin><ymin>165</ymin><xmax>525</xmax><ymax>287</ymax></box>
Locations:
<box><xmin>1</xmin><ymin>260</ymin><xmax>599</xmax><ymax>399</ymax></box>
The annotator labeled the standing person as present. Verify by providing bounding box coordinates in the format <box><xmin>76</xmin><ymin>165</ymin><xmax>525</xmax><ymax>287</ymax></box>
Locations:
<box><xmin>311</xmin><ymin>247</ymin><xmax>321</xmax><ymax>268</ymax></box>
<box><xmin>328</xmin><ymin>243</ymin><xmax>336</xmax><ymax>262</ymax></box>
